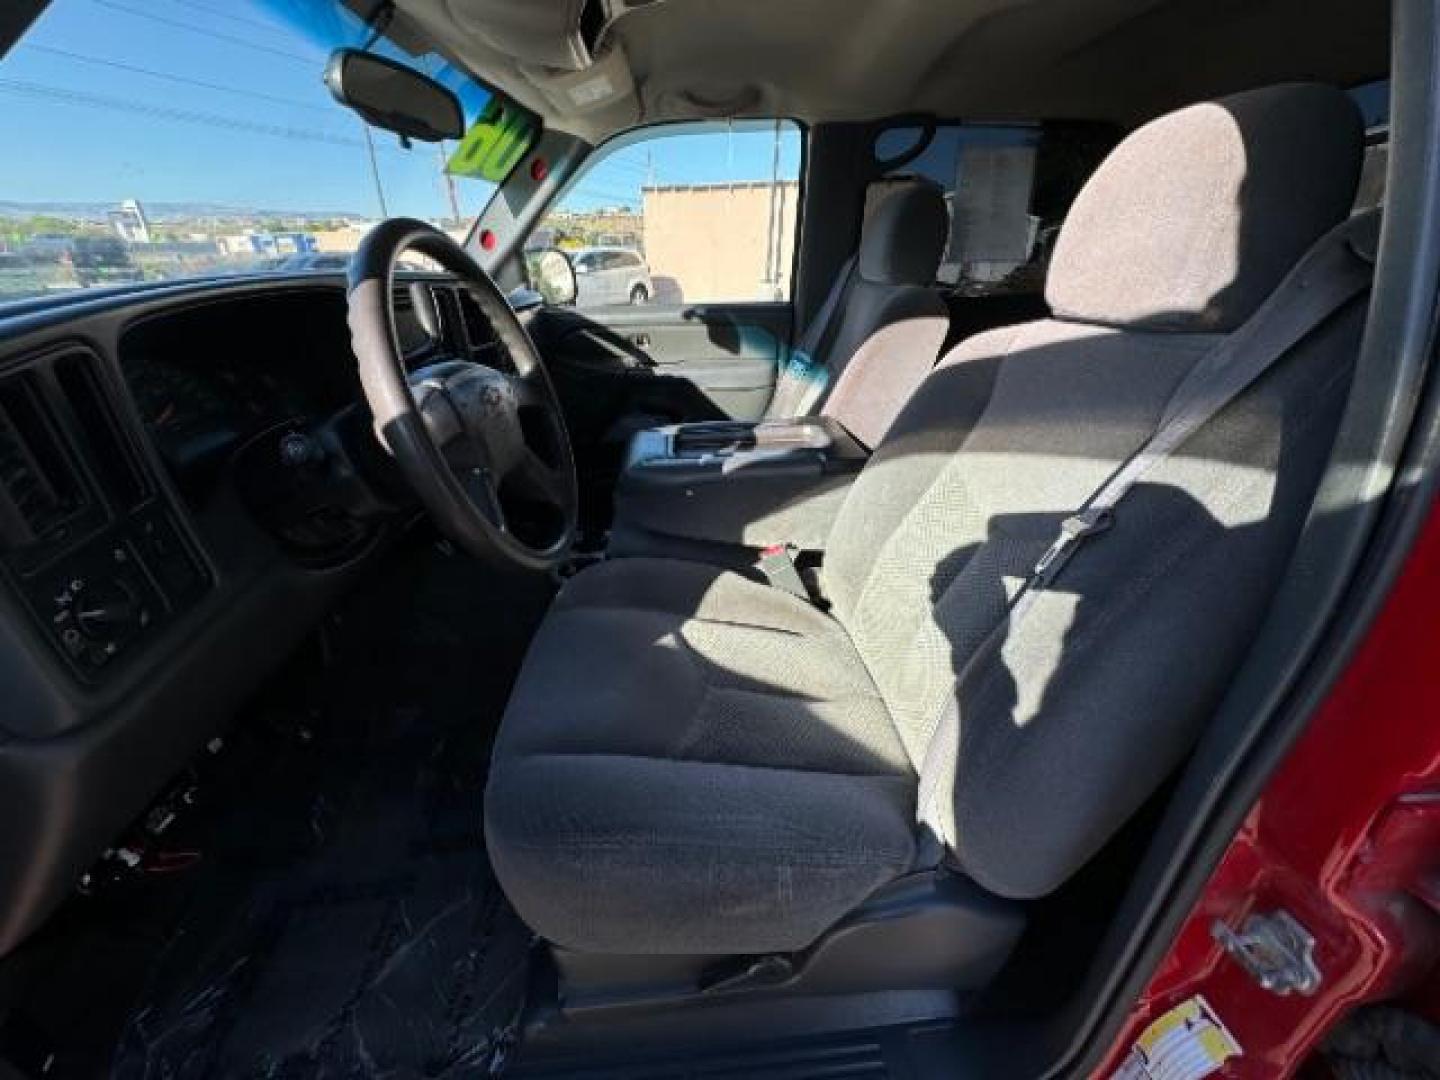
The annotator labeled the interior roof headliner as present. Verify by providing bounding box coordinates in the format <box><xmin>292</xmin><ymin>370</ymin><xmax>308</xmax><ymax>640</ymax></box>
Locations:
<box><xmin>397</xmin><ymin>0</ymin><xmax>1390</xmax><ymax>144</ymax></box>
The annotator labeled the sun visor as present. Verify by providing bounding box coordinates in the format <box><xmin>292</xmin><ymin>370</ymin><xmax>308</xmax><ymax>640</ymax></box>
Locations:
<box><xmin>443</xmin><ymin>0</ymin><xmax>593</xmax><ymax>71</ymax></box>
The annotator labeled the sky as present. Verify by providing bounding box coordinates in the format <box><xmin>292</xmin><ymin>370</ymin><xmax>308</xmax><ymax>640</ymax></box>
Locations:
<box><xmin>2</xmin><ymin>0</ymin><xmax>802</xmax><ymax>222</ymax></box>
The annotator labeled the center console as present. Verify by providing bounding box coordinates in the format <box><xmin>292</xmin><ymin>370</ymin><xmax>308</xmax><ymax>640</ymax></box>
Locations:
<box><xmin>609</xmin><ymin>417</ymin><xmax>868</xmax><ymax>561</ymax></box>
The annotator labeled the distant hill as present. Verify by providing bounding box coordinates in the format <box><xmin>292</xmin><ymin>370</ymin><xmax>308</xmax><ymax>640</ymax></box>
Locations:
<box><xmin>0</xmin><ymin>200</ymin><xmax>365</xmax><ymax>223</ymax></box>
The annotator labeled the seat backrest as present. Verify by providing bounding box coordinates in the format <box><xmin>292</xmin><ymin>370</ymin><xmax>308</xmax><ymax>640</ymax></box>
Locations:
<box><xmin>823</xmin><ymin>83</ymin><xmax>1367</xmax><ymax>898</ymax></box>
<box><xmin>768</xmin><ymin>181</ymin><xmax>950</xmax><ymax>447</ymax></box>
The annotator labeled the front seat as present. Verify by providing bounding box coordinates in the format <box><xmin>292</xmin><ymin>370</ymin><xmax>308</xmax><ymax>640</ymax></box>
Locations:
<box><xmin>485</xmin><ymin>83</ymin><xmax>1368</xmax><ymax>960</ymax></box>
<box><xmin>764</xmin><ymin>179</ymin><xmax>951</xmax><ymax>448</ymax></box>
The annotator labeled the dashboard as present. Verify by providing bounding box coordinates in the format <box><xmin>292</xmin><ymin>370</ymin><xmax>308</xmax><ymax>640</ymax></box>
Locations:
<box><xmin>122</xmin><ymin>293</ymin><xmax>351</xmax><ymax>491</ymax></box>
<box><xmin>119</xmin><ymin>285</ymin><xmax>480</xmax><ymax>500</ymax></box>
<box><xmin>120</xmin><ymin>291</ymin><xmax>364</xmax><ymax>503</ymax></box>
<box><xmin>0</xmin><ymin>273</ymin><xmax>508</xmax><ymax>959</ymax></box>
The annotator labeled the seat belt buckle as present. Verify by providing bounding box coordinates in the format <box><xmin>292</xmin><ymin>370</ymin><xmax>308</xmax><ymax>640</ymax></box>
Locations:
<box><xmin>758</xmin><ymin>542</ymin><xmax>809</xmax><ymax>598</ymax></box>
<box><xmin>1032</xmin><ymin>507</ymin><xmax>1113</xmax><ymax>588</ymax></box>
<box><xmin>758</xmin><ymin>543</ymin><xmax>827</xmax><ymax>607</ymax></box>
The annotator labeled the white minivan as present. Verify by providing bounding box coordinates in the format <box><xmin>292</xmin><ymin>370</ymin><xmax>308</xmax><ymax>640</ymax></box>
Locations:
<box><xmin>571</xmin><ymin>246</ymin><xmax>654</xmax><ymax>307</ymax></box>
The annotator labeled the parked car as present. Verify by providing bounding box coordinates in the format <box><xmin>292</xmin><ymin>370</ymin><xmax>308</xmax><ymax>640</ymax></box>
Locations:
<box><xmin>571</xmin><ymin>246</ymin><xmax>653</xmax><ymax>306</ymax></box>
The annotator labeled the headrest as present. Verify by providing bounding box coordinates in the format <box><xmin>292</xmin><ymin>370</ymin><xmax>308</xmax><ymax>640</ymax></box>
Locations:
<box><xmin>1046</xmin><ymin>83</ymin><xmax>1363</xmax><ymax>333</ymax></box>
<box><xmin>859</xmin><ymin>180</ymin><xmax>948</xmax><ymax>286</ymax></box>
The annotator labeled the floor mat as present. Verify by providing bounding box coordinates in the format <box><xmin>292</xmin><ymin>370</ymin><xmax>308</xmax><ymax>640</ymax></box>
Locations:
<box><xmin>3</xmin><ymin>542</ymin><xmax>550</xmax><ymax>1079</ymax></box>
<box><xmin>111</xmin><ymin>707</ymin><xmax>532</xmax><ymax>1079</ymax></box>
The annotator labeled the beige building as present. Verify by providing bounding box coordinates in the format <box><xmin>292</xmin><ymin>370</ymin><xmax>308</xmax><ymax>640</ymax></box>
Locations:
<box><xmin>311</xmin><ymin>224</ymin><xmax>374</xmax><ymax>254</ymax></box>
<box><xmin>311</xmin><ymin>221</ymin><xmax>470</xmax><ymax>264</ymax></box>
<box><xmin>641</xmin><ymin>181</ymin><xmax>799</xmax><ymax>303</ymax></box>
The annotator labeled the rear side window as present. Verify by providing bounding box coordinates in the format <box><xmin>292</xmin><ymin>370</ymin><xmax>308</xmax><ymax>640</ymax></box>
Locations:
<box><xmin>870</xmin><ymin>122</ymin><xmax>1115</xmax><ymax>296</ymax></box>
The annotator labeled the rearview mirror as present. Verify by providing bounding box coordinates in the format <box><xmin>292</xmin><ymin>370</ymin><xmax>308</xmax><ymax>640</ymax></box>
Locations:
<box><xmin>324</xmin><ymin>48</ymin><xmax>463</xmax><ymax>142</ymax></box>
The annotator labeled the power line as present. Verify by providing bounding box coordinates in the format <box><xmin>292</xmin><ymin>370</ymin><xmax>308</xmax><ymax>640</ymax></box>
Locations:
<box><xmin>0</xmin><ymin>78</ymin><xmax>368</xmax><ymax>149</ymax></box>
<box><xmin>361</xmin><ymin>123</ymin><xmax>388</xmax><ymax>217</ymax></box>
<box><xmin>160</xmin><ymin>0</ymin><xmax>296</xmax><ymax>38</ymax></box>
<box><xmin>0</xmin><ymin>77</ymin><xmax>424</xmax><ymax>160</ymax></box>
<box><xmin>88</xmin><ymin>0</ymin><xmax>324</xmax><ymax>67</ymax></box>
<box><xmin>17</xmin><ymin>43</ymin><xmax>336</xmax><ymax>114</ymax></box>
<box><xmin>0</xmin><ymin>74</ymin><xmax>454</xmax><ymax>165</ymax></box>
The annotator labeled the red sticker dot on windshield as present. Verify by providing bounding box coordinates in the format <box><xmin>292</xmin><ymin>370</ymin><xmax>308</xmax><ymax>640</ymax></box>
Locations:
<box><xmin>479</xmin><ymin>229</ymin><xmax>497</xmax><ymax>251</ymax></box>
<box><xmin>530</xmin><ymin>157</ymin><xmax>549</xmax><ymax>183</ymax></box>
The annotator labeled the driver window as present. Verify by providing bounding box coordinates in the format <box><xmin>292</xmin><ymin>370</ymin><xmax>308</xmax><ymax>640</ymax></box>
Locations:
<box><xmin>530</xmin><ymin>119</ymin><xmax>803</xmax><ymax>310</ymax></box>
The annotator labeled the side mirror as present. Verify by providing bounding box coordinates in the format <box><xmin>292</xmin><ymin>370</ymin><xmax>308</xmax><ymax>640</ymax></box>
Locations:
<box><xmin>526</xmin><ymin>248</ymin><xmax>578</xmax><ymax>306</ymax></box>
<box><xmin>324</xmin><ymin>48</ymin><xmax>463</xmax><ymax>142</ymax></box>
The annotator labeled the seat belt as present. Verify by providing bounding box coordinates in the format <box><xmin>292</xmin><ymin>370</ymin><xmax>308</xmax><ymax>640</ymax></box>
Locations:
<box><xmin>915</xmin><ymin>213</ymin><xmax>1375</xmax><ymax>844</ymax></box>
<box><xmin>1013</xmin><ymin>214</ymin><xmax>1374</xmax><ymax>621</ymax></box>
<box><xmin>768</xmin><ymin>255</ymin><xmax>857</xmax><ymax>419</ymax></box>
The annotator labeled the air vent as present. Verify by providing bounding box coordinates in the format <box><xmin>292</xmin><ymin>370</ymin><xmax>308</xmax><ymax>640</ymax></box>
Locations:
<box><xmin>53</xmin><ymin>350</ymin><xmax>149</xmax><ymax>513</ymax></box>
<box><xmin>432</xmin><ymin>286</ymin><xmax>466</xmax><ymax>353</ymax></box>
<box><xmin>392</xmin><ymin>284</ymin><xmax>441</xmax><ymax>357</ymax></box>
<box><xmin>454</xmin><ymin>288</ymin><xmax>497</xmax><ymax>352</ymax></box>
<box><xmin>0</xmin><ymin>373</ymin><xmax>85</xmax><ymax>552</ymax></box>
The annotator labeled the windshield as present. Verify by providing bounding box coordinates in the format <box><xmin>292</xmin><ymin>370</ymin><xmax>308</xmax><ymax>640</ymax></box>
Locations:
<box><xmin>0</xmin><ymin>0</ymin><xmax>508</xmax><ymax>304</ymax></box>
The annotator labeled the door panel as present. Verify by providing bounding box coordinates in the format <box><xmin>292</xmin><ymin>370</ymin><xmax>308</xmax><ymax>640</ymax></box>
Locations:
<box><xmin>525</xmin><ymin>301</ymin><xmax>788</xmax><ymax>539</ymax></box>
<box><xmin>592</xmin><ymin>302</ymin><xmax>789</xmax><ymax>420</ymax></box>
<box><xmin>527</xmin><ymin>119</ymin><xmax>803</xmax><ymax>420</ymax></box>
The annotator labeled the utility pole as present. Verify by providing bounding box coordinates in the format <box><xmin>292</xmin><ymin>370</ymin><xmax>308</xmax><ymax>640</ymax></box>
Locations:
<box><xmin>439</xmin><ymin>143</ymin><xmax>462</xmax><ymax>226</ymax></box>
<box><xmin>641</xmin><ymin>149</ymin><xmax>655</xmax><ymax>254</ymax></box>
<box><xmin>764</xmin><ymin>119</ymin><xmax>783</xmax><ymax>296</ymax></box>
<box><xmin>362</xmin><ymin>123</ymin><xmax>388</xmax><ymax>218</ymax></box>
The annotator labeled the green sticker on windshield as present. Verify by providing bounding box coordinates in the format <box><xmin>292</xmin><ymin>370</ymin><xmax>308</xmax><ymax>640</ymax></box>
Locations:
<box><xmin>447</xmin><ymin>98</ymin><xmax>539</xmax><ymax>182</ymax></box>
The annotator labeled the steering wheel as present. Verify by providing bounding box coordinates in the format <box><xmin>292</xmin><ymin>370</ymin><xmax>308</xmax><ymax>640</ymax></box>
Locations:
<box><xmin>346</xmin><ymin>218</ymin><xmax>577</xmax><ymax>572</ymax></box>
